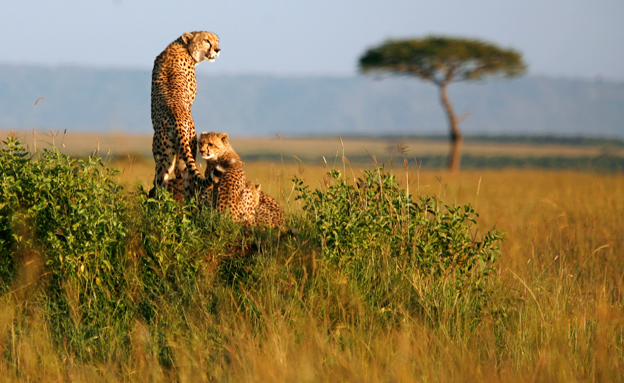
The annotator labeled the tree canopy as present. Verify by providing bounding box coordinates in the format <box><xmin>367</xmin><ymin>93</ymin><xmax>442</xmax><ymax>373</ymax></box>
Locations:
<box><xmin>359</xmin><ymin>36</ymin><xmax>526</xmax><ymax>86</ymax></box>
<box><xmin>358</xmin><ymin>36</ymin><xmax>526</xmax><ymax>171</ymax></box>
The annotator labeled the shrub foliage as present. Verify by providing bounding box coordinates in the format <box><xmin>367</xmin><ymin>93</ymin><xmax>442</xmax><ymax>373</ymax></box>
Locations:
<box><xmin>294</xmin><ymin>169</ymin><xmax>503</xmax><ymax>321</ymax></box>
<box><xmin>0</xmin><ymin>136</ymin><xmax>128</xmax><ymax>359</ymax></box>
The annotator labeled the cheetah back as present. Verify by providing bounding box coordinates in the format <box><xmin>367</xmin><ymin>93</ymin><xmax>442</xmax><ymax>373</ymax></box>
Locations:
<box><xmin>256</xmin><ymin>191</ymin><xmax>285</xmax><ymax>228</ymax></box>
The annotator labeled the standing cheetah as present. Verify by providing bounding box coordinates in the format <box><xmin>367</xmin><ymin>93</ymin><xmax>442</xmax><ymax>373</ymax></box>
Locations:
<box><xmin>150</xmin><ymin>31</ymin><xmax>221</xmax><ymax>200</ymax></box>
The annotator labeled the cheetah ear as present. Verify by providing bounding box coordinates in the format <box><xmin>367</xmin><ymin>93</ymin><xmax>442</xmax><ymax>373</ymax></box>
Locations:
<box><xmin>219</xmin><ymin>132</ymin><xmax>229</xmax><ymax>145</ymax></box>
<box><xmin>181</xmin><ymin>32</ymin><xmax>194</xmax><ymax>44</ymax></box>
<box><xmin>256</xmin><ymin>183</ymin><xmax>261</xmax><ymax>191</ymax></box>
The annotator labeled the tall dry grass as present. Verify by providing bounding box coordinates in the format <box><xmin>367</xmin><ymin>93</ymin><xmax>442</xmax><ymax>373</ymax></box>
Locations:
<box><xmin>1</xmin><ymin>136</ymin><xmax>623</xmax><ymax>382</ymax></box>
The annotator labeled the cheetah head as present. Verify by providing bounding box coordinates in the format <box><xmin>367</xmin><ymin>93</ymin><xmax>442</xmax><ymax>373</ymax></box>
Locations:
<box><xmin>198</xmin><ymin>131</ymin><xmax>231</xmax><ymax>161</ymax></box>
<box><xmin>182</xmin><ymin>31</ymin><xmax>220</xmax><ymax>64</ymax></box>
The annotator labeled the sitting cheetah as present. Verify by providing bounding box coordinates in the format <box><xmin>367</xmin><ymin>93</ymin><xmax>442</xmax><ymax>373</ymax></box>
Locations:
<box><xmin>255</xmin><ymin>189</ymin><xmax>285</xmax><ymax>229</ymax></box>
<box><xmin>199</xmin><ymin>132</ymin><xmax>285</xmax><ymax>228</ymax></box>
<box><xmin>150</xmin><ymin>31</ymin><xmax>221</xmax><ymax>200</ymax></box>
<box><xmin>239</xmin><ymin>181</ymin><xmax>262</xmax><ymax>225</ymax></box>
<box><xmin>198</xmin><ymin>132</ymin><xmax>257</xmax><ymax>225</ymax></box>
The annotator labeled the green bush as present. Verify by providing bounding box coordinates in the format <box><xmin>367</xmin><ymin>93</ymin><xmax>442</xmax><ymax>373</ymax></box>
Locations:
<box><xmin>134</xmin><ymin>188</ymin><xmax>250</xmax><ymax>302</ymax></box>
<box><xmin>131</xmin><ymin>188</ymin><xmax>255</xmax><ymax>366</ymax></box>
<box><xmin>137</xmin><ymin>191</ymin><xmax>205</xmax><ymax>293</ymax></box>
<box><xmin>294</xmin><ymin>168</ymin><xmax>504</xmax><ymax>324</ymax></box>
<box><xmin>0</xmin><ymin>136</ymin><xmax>129</xmax><ymax>359</ymax></box>
<box><xmin>0</xmin><ymin>138</ymin><xmax>261</xmax><ymax>363</ymax></box>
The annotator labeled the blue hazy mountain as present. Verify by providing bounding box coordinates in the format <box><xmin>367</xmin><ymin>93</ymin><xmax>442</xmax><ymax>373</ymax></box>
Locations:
<box><xmin>1</xmin><ymin>65</ymin><xmax>622</xmax><ymax>138</ymax></box>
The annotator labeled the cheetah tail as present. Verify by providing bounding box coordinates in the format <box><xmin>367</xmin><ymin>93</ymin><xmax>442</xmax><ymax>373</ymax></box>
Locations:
<box><xmin>176</xmin><ymin>127</ymin><xmax>213</xmax><ymax>189</ymax></box>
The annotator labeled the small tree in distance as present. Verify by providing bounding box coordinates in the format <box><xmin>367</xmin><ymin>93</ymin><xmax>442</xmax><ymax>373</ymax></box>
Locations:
<box><xmin>359</xmin><ymin>36</ymin><xmax>526</xmax><ymax>171</ymax></box>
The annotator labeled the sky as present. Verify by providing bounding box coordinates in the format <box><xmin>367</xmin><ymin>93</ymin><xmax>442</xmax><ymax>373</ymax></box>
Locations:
<box><xmin>2</xmin><ymin>0</ymin><xmax>624</xmax><ymax>81</ymax></box>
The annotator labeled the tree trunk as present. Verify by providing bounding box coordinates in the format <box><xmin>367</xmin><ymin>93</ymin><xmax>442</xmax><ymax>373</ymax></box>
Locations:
<box><xmin>439</xmin><ymin>83</ymin><xmax>463</xmax><ymax>171</ymax></box>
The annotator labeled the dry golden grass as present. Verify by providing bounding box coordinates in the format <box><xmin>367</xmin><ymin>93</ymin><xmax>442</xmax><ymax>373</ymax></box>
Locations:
<box><xmin>5</xmin><ymin>163</ymin><xmax>623</xmax><ymax>381</ymax></box>
<box><xmin>2</xmin><ymin>131</ymin><xmax>623</xmax><ymax>382</ymax></box>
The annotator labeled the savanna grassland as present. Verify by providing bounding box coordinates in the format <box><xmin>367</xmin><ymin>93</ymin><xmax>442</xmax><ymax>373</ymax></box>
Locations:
<box><xmin>1</xmin><ymin>131</ymin><xmax>623</xmax><ymax>382</ymax></box>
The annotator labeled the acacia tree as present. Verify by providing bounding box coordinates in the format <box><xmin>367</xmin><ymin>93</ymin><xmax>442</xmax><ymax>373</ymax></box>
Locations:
<box><xmin>359</xmin><ymin>36</ymin><xmax>526</xmax><ymax>171</ymax></box>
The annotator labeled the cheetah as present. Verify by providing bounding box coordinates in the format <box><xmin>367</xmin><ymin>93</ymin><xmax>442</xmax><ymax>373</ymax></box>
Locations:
<box><xmin>255</xmin><ymin>189</ymin><xmax>286</xmax><ymax>229</ymax></box>
<box><xmin>198</xmin><ymin>132</ymin><xmax>286</xmax><ymax>228</ymax></box>
<box><xmin>150</xmin><ymin>31</ymin><xmax>221</xmax><ymax>200</ymax></box>
<box><xmin>198</xmin><ymin>132</ymin><xmax>258</xmax><ymax>225</ymax></box>
<box><xmin>239</xmin><ymin>181</ymin><xmax>262</xmax><ymax>225</ymax></box>
<box><xmin>161</xmin><ymin>159</ymin><xmax>240</xmax><ymax>205</ymax></box>
<box><xmin>164</xmin><ymin>176</ymin><xmax>185</xmax><ymax>202</ymax></box>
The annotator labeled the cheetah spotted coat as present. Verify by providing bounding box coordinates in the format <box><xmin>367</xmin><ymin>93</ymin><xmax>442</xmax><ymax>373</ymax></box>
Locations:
<box><xmin>151</xmin><ymin>31</ymin><xmax>220</xmax><ymax>199</ymax></box>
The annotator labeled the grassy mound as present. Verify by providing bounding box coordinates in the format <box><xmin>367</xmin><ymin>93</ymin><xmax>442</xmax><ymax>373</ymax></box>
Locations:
<box><xmin>1</xmin><ymin>136</ymin><xmax>622</xmax><ymax>382</ymax></box>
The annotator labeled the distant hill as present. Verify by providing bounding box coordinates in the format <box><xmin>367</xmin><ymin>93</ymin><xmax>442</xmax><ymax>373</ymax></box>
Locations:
<box><xmin>1</xmin><ymin>64</ymin><xmax>622</xmax><ymax>138</ymax></box>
